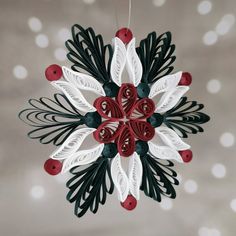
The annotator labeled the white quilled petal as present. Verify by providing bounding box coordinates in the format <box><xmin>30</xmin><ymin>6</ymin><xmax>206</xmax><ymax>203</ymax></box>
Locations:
<box><xmin>62</xmin><ymin>66</ymin><xmax>105</xmax><ymax>96</ymax></box>
<box><xmin>126</xmin><ymin>38</ymin><xmax>143</xmax><ymax>87</ymax></box>
<box><xmin>128</xmin><ymin>152</ymin><xmax>143</xmax><ymax>200</ymax></box>
<box><xmin>51</xmin><ymin>81</ymin><xmax>96</xmax><ymax>113</ymax></box>
<box><xmin>50</xmin><ymin>128</ymin><xmax>96</xmax><ymax>160</ymax></box>
<box><xmin>155</xmin><ymin>127</ymin><xmax>190</xmax><ymax>150</ymax></box>
<box><xmin>155</xmin><ymin>86</ymin><xmax>189</xmax><ymax>113</ymax></box>
<box><xmin>111</xmin><ymin>154</ymin><xmax>129</xmax><ymax>202</ymax></box>
<box><xmin>148</xmin><ymin>141</ymin><xmax>183</xmax><ymax>163</ymax></box>
<box><xmin>62</xmin><ymin>144</ymin><xmax>104</xmax><ymax>173</ymax></box>
<box><xmin>149</xmin><ymin>71</ymin><xmax>182</xmax><ymax>98</ymax></box>
<box><xmin>110</xmin><ymin>37</ymin><xmax>127</xmax><ymax>87</ymax></box>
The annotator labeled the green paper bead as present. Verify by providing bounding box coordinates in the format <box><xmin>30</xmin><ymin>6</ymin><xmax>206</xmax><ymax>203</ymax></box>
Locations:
<box><xmin>137</xmin><ymin>83</ymin><xmax>150</xmax><ymax>98</ymax></box>
<box><xmin>135</xmin><ymin>141</ymin><xmax>149</xmax><ymax>156</ymax></box>
<box><xmin>147</xmin><ymin>113</ymin><xmax>164</xmax><ymax>127</ymax></box>
<box><xmin>102</xmin><ymin>143</ymin><xmax>118</xmax><ymax>158</ymax></box>
<box><xmin>84</xmin><ymin>112</ymin><xmax>101</xmax><ymax>128</ymax></box>
<box><xmin>103</xmin><ymin>82</ymin><xmax>119</xmax><ymax>97</ymax></box>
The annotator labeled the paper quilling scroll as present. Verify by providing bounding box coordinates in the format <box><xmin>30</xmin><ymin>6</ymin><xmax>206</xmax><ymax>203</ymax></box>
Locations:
<box><xmin>19</xmin><ymin>25</ymin><xmax>210</xmax><ymax>217</ymax></box>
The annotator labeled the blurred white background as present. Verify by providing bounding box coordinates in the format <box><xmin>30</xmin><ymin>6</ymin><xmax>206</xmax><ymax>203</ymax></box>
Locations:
<box><xmin>0</xmin><ymin>0</ymin><xmax>236</xmax><ymax>235</ymax></box>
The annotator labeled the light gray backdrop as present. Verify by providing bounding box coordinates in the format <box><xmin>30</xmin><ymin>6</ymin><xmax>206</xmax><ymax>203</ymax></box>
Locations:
<box><xmin>0</xmin><ymin>0</ymin><xmax>236</xmax><ymax>235</ymax></box>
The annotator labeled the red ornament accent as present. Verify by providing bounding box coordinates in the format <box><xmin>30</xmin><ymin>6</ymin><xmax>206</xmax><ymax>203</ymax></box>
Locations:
<box><xmin>117</xmin><ymin>125</ymin><xmax>135</xmax><ymax>157</ymax></box>
<box><xmin>94</xmin><ymin>97</ymin><xmax>124</xmax><ymax>120</ymax></box>
<box><xmin>45</xmin><ymin>64</ymin><xmax>63</xmax><ymax>81</ymax></box>
<box><xmin>93</xmin><ymin>121</ymin><xmax>124</xmax><ymax>143</ymax></box>
<box><xmin>94</xmin><ymin>83</ymin><xmax>155</xmax><ymax>156</ymax></box>
<box><xmin>117</xmin><ymin>83</ymin><xmax>137</xmax><ymax>116</ymax></box>
<box><xmin>179</xmin><ymin>150</ymin><xmax>193</xmax><ymax>163</ymax></box>
<box><xmin>179</xmin><ymin>72</ymin><xmax>192</xmax><ymax>86</ymax></box>
<box><xmin>129</xmin><ymin>98</ymin><xmax>155</xmax><ymax>119</ymax></box>
<box><xmin>121</xmin><ymin>195</ymin><xmax>137</xmax><ymax>211</ymax></box>
<box><xmin>44</xmin><ymin>159</ymin><xmax>62</xmax><ymax>175</ymax></box>
<box><xmin>128</xmin><ymin>120</ymin><xmax>155</xmax><ymax>141</ymax></box>
<box><xmin>115</xmin><ymin>28</ymin><xmax>133</xmax><ymax>44</ymax></box>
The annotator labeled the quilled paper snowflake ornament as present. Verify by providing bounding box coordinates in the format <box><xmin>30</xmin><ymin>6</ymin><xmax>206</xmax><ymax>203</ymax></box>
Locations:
<box><xmin>19</xmin><ymin>25</ymin><xmax>210</xmax><ymax>217</ymax></box>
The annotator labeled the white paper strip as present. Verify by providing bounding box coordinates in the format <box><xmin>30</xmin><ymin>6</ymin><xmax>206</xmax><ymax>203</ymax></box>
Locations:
<box><xmin>126</xmin><ymin>38</ymin><xmax>143</xmax><ymax>87</ymax></box>
<box><xmin>155</xmin><ymin>126</ymin><xmax>190</xmax><ymax>150</ymax></box>
<box><xmin>50</xmin><ymin>128</ymin><xmax>96</xmax><ymax>160</ymax></box>
<box><xmin>155</xmin><ymin>86</ymin><xmax>189</xmax><ymax>113</ymax></box>
<box><xmin>62</xmin><ymin>144</ymin><xmax>104</xmax><ymax>173</ymax></box>
<box><xmin>110</xmin><ymin>37</ymin><xmax>127</xmax><ymax>87</ymax></box>
<box><xmin>148</xmin><ymin>141</ymin><xmax>183</xmax><ymax>163</ymax></box>
<box><xmin>149</xmin><ymin>71</ymin><xmax>182</xmax><ymax>98</ymax></box>
<box><xmin>111</xmin><ymin>154</ymin><xmax>129</xmax><ymax>202</ymax></box>
<box><xmin>51</xmin><ymin>81</ymin><xmax>96</xmax><ymax>113</ymax></box>
<box><xmin>62</xmin><ymin>66</ymin><xmax>105</xmax><ymax>96</ymax></box>
<box><xmin>128</xmin><ymin>152</ymin><xmax>143</xmax><ymax>200</ymax></box>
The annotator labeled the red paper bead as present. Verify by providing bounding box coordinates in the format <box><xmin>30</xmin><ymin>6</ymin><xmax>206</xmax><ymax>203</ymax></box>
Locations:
<box><xmin>179</xmin><ymin>150</ymin><xmax>193</xmax><ymax>163</ymax></box>
<box><xmin>115</xmin><ymin>28</ymin><xmax>133</xmax><ymax>44</ymax></box>
<box><xmin>44</xmin><ymin>159</ymin><xmax>62</xmax><ymax>175</ymax></box>
<box><xmin>179</xmin><ymin>72</ymin><xmax>192</xmax><ymax>86</ymax></box>
<box><xmin>120</xmin><ymin>195</ymin><xmax>137</xmax><ymax>211</ymax></box>
<box><xmin>45</xmin><ymin>64</ymin><xmax>63</xmax><ymax>81</ymax></box>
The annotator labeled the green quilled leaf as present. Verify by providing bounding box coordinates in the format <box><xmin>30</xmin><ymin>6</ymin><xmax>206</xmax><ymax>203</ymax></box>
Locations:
<box><xmin>66</xmin><ymin>25</ymin><xmax>113</xmax><ymax>84</ymax></box>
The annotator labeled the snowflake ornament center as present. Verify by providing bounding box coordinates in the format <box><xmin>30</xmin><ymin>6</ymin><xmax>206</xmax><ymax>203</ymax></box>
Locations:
<box><xmin>93</xmin><ymin>83</ymin><xmax>155</xmax><ymax>157</ymax></box>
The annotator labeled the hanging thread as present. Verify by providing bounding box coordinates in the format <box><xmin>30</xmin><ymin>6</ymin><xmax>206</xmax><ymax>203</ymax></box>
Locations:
<box><xmin>114</xmin><ymin>0</ymin><xmax>132</xmax><ymax>31</ymax></box>
<box><xmin>127</xmin><ymin>0</ymin><xmax>132</xmax><ymax>31</ymax></box>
